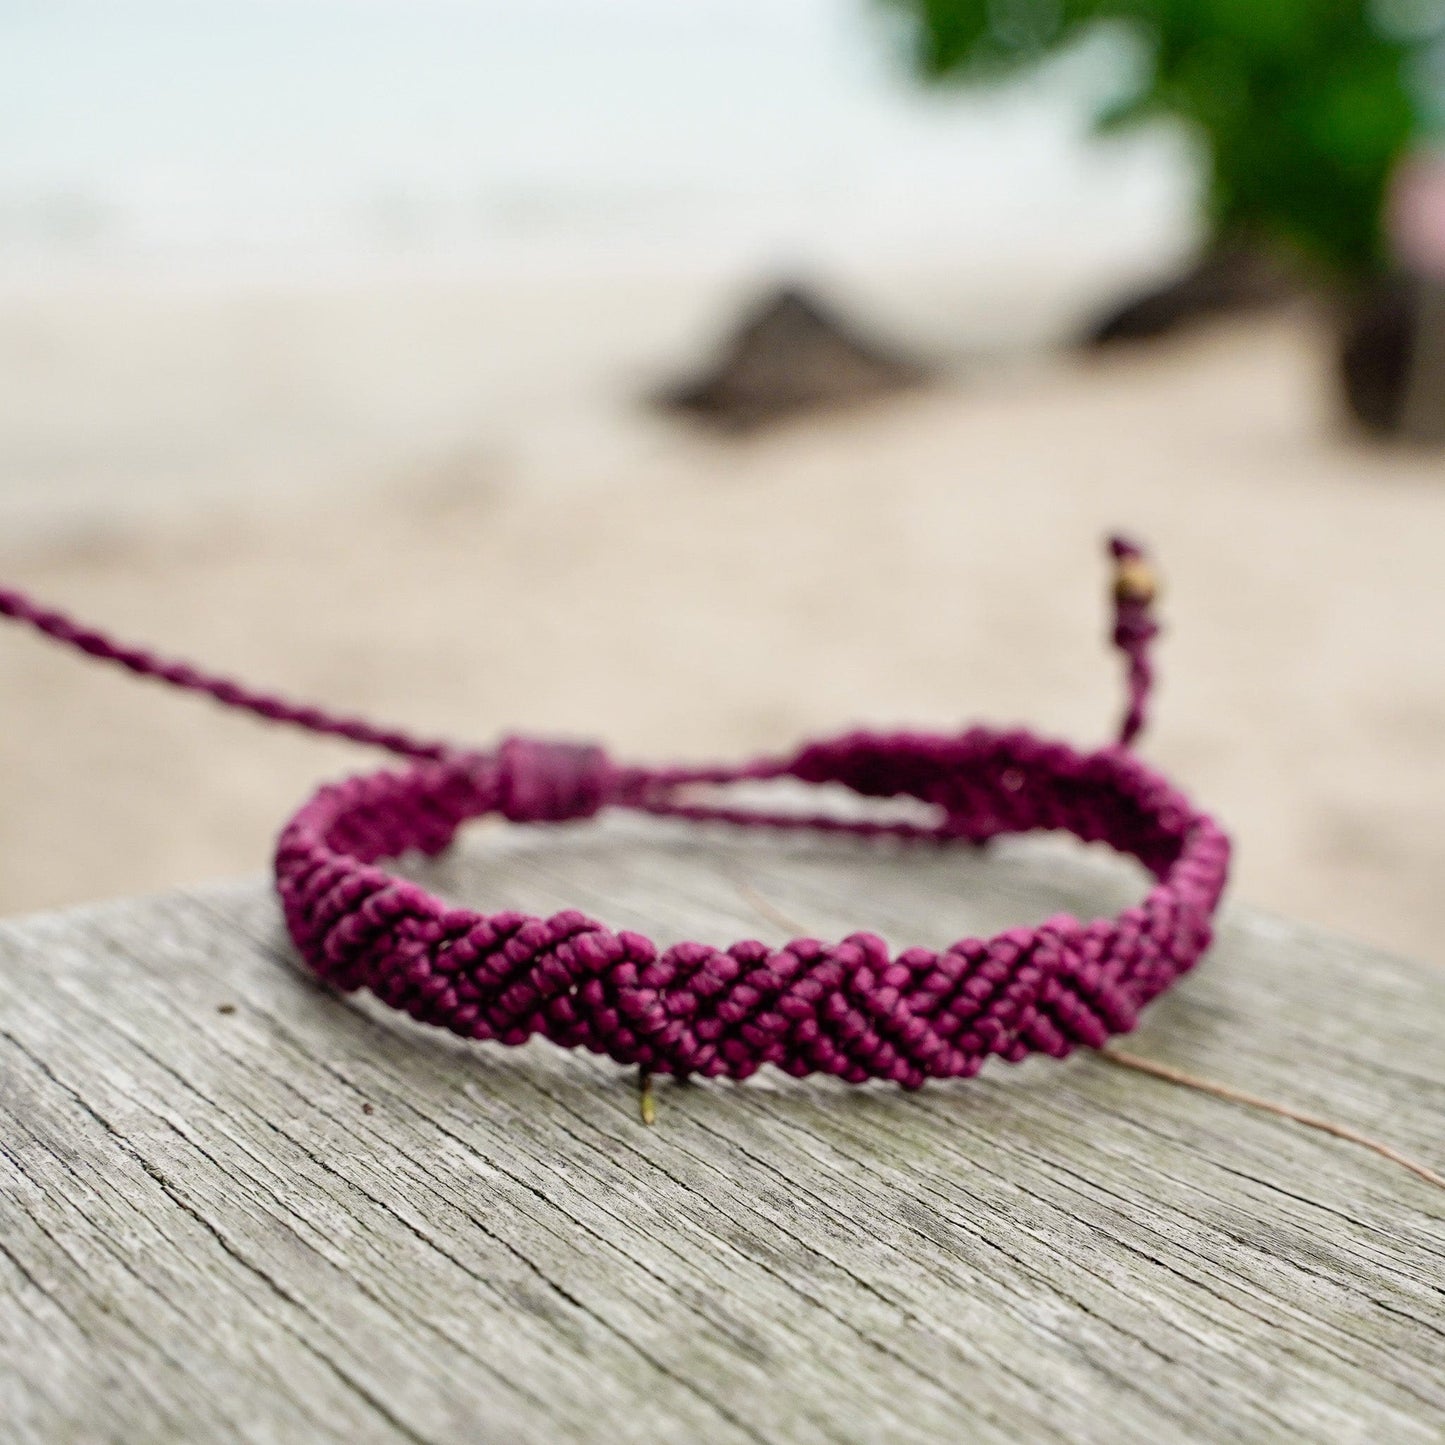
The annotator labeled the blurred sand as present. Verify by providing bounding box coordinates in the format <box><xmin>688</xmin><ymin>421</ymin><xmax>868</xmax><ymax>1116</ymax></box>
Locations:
<box><xmin>2</xmin><ymin>301</ymin><xmax>1443</xmax><ymax>963</ymax></box>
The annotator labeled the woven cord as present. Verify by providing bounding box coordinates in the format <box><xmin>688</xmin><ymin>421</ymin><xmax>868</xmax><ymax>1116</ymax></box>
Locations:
<box><xmin>0</xmin><ymin>538</ymin><xmax>1227</xmax><ymax>1087</ymax></box>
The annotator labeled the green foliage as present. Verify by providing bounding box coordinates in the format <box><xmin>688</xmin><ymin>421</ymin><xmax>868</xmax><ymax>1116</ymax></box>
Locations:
<box><xmin>886</xmin><ymin>0</ymin><xmax>1445</xmax><ymax>279</ymax></box>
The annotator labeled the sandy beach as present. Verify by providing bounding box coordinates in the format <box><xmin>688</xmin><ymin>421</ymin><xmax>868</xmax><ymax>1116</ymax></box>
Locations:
<box><xmin>2</xmin><ymin>287</ymin><xmax>1442</xmax><ymax>964</ymax></box>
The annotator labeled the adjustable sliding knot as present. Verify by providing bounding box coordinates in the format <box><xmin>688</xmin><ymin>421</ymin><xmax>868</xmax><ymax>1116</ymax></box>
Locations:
<box><xmin>492</xmin><ymin>736</ymin><xmax>615</xmax><ymax>823</ymax></box>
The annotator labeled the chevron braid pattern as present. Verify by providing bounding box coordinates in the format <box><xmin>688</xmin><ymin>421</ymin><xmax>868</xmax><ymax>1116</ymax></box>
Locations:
<box><xmin>274</xmin><ymin>729</ymin><xmax>1229</xmax><ymax>1086</ymax></box>
<box><xmin>0</xmin><ymin>535</ymin><xmax>1230</xmax><ymax>1087</ymax></box>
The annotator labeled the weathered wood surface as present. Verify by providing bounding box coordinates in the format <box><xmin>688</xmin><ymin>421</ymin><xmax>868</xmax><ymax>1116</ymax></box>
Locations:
<box><xmin>1</xmin><ymin>815</ymin><xmax>1441</xmax><ymax>1444</ymax></box>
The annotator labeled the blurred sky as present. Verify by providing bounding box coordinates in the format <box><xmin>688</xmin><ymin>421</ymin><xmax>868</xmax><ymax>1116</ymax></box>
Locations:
<box><xmin>0</xmin><ymin>0</ymin><xmax>1195</xmax><ymax>271</ymax></box>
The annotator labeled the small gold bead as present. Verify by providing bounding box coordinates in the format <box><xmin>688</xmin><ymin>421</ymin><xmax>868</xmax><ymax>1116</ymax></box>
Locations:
<box><xmin>1113</xmin><ymin>556</ymin><xmax>1158</xmax><ymax>606</ymax></box>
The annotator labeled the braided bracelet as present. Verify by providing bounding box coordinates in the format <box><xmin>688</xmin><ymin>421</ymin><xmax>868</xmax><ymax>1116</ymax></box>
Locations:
<box><xmin>0</xmin><ymin>536</ymin><xmax>1229</xmax><ymax>1095</ymax></box>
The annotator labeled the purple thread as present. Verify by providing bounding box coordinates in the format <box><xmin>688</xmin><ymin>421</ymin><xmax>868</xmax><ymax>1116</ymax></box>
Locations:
<box><xmin>0</xmin><ymin>536</ymin><xmax>1230</xmax><ymax>1087</ymax></box>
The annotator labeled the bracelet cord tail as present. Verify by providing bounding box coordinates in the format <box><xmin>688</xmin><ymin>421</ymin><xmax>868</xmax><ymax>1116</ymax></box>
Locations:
<box><xmin>4</xmin><ymin>532</ymin><xmax>1161</xmax><ymax>759</ymax></box>
<box><xmin>1107</xmin><ymin>534</ymin><xmax>1160</xmax><ymax>749</ymax></box>
<box><xmin>0</xmin><ymin>585</ymin><xmax>450</xmax><ymax>761</ymax></box>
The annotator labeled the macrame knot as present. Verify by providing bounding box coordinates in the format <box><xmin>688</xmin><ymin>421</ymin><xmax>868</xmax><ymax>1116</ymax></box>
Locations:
<box><xmin>493</xmin><ymin>735</ymin><xmax>615</xmax><ymax>823</ymax></box>
<box><xmin>0</xmin><ymin>534</ymin><xmax>1225</xmax><ymax>1092</ymax></box>
<box><xmin>1112</xmin><ymin>609</ymin><xmax>1160</xmax><ymax>653</ymax></box>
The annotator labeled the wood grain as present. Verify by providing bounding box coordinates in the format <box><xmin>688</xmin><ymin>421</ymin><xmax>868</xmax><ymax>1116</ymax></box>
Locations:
<box><xmin>1</xmin><ymin>815</ymin><xmax>1441</xmax><ymax>1444</ymax></box>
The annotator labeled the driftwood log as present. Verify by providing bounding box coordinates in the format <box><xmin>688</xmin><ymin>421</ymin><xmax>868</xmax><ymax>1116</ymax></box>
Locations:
<box><xmin>2</xmin><ymin>815</ymin><xmax>1441</xmax><ymax>1443</ymax></box>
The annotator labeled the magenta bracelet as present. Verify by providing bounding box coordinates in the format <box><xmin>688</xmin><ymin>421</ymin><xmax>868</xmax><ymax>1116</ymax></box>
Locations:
<box><xmin>0</xmin><ymin>536</ymin><xmax>1229</xmax><ymax>1090</ymax></box>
